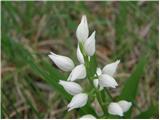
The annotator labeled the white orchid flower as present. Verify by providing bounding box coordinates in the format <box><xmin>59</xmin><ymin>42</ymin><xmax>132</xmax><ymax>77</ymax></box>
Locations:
<box><xmin>84</xmin><ymin>31</ymin><xmax>96</xmax><ymax>56</ymax></box>
<box><xmin>48</xmin><ymin>52</ymin><xmax>74</xmax><ymax>72</ymax></box>
<box><xmin>77</xmin><ymin>45</ymin><xmax>84</xmax><ymax>64</ymax></box>
<box><xmin>95</xmin><ymin>61</ymin><xmax>119</xmax><ymax>89</ymax></box>
<box><xmin>118</xmin><ymin>100</ymin><xmax>132</xmax><ymax>112</ymax></box>
<box><xmin>59</xmin><ymin>80</ymin><xmax>83</xmax><ymax>96</ymax></box>
<box><xmin>102</xmin><ymin>60</ymin><xmax>120</xmax><ymax>76</ymax></box>
<box><xmin>108</xmin><ymin>102</ymin><xmax>123</xmax><ymax>116</ymax></box>
<box><xmin>67</xmin><ymin>93</ymin><xmax>88</xmax><ymax>111</ymax></box>
<box><xmin>80</xmin><ymin>114</ymin><xmax>96</xmax><ymax>119</ymax></box>
<box><xmin>99</xmin><ymin>74</ymin><xmax>118</xmax><ymax>88</ymax></box>
<box><xmin>67</xmin><ymin>64</ymin><xmax>86</xmax><ymax>81</ymax></box>
<box><xmin>76</xmin><ymin>15</ymin><xmax>89</xmax><ymax>43</ymax></box>
<box><xmin>108</xmin><ymin>100</ymin><xmax>132</xmax><ymax>116</ymax></box>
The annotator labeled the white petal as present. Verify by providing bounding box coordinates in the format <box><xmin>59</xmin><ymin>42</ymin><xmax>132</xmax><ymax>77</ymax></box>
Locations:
<box><xmin>76</xmin><ymin>15</ymin><xmax>89</xmax><ymax>43</ymax></box>
<box><xmin>108</xmin><ymin>102</ymin><xmax>123</xmax><ymax>116</ymax></box>
<box><xmin>102</xmin><ymin>60</ymin><xmax>120</xmax><ymax>76</ymax></box>
<box><xmin>93</xmin><ymin>79</ymin><xmax>99</xmax><ymax>89</ymax></box>
<box><xmin>99</xmin><ymin>74</ymin><xmax>118</xmax><ymax>88</ymax></box>
<box><xmin>67</xmin><ymin>93</ymin><xmax>88</xmax><ymax>111</ymax></box>
<box><xmin>118</xmin><ymin>100</ymin><xmax>132</xmax><ymax>112</ymax></box>
<box><xmin>48</xmin><ymin>52</ymin><xmax>74</xmax><ymax>72</ymax></box>
<box><xmin>80</xmin><ymin>114</ymin><xmax>96</xmax><ymax>119</ymax></box>
<box><xmin>84</xmin><ymin>31</ymin><xmax>96</xmax><ymax>56</ymax></box>
<box><xmin>59</xmin><ymin>80</ymin><xmax>83</xmax><ymax>96</ymax></box>
<box><xmin>96</xmin><ymin>67</ymin><xmax>102</xmax><ymax>76</ymax></box>
<box><xmin>77</xmin><ymin>45</ymin><xmax>84</xmax><ymax>64</ymax></box>
<box><xmin>68</xmin><ymin>64</ymin><xmax>86</xmax><ymax>81</ymax></box>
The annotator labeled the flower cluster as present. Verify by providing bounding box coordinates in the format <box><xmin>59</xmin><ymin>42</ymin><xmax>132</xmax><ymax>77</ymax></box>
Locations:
<box><xmin>48</xmin><ymin>15</ymin><xmax>132</xmax><ymax>118</ymax></box>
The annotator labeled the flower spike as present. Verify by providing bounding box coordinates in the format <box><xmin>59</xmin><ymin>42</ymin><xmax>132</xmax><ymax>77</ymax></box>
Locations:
<box><xmin>48</xmin><ymin>15</ymin><xmax>129</xmax><ymax>118</ymax></box>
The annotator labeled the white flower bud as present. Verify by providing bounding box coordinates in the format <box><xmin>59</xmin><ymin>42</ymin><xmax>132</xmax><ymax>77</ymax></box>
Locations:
<box><xmin>84</xmin><ymin>31</ymin><xmax>96</xmax><ymax>56</ymax></box>
<box><xmin>99</xmin><ymin>74</ymin><xmax>118</xmax><ymax>88</ymax></box>
<box><xmin>80</xmin><ymin>114</ymin><xmax>96</xmax><ymax>119</ymax></box>
<box><xmin>77</xmin><ymin>45</ymin><xmax>84</xmax><ymax>64</ymax></box>
<box><xmin>76</xmin><ymin>15</ymin><xmax>89</xmax><ymax>43</ymax></box>
<box><xmin>108</xmin><ymin>102</ymin><xmax>123</xmax><ymax>116</ymax></box>
<box><xmin>102</xmin><ymin>60</ymin><xmax>120</xmax><ymax>76</ymax></box>
<box><xmin>68</xmin><ymin>64</ymin><xmax>86</xmax><ymax>81</ymax></box>
<box><xmin>59</xmin><ymin>80</ymin><xmax>83</xmax><ymax>96</ymax></box>
<box><xmin>67</xmin><ymin>93</ymin><xmax>88</xmax><ymax>111</ymax></box>
<box><xmin>48</xmin><ymin>52</ymin><xmax>74</xmax><ymax>72</ymax></box>
<box><xmin>118</xmin><ymin>100</ymin><xmax>132</xmax><ymax>112</ymax></box>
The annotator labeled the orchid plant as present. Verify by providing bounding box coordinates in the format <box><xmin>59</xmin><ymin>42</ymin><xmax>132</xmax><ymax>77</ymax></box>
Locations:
<box><xmin>48</xmin><ymin>15</ymin><xmax>132</xmax><ymax>119</ymax></box>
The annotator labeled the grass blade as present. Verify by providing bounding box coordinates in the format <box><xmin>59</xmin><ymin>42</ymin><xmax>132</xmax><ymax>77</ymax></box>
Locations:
<box><xmin>118</xmin><ymin>55</ymin><xmax>148</xmax><ymax>117</ymax></box>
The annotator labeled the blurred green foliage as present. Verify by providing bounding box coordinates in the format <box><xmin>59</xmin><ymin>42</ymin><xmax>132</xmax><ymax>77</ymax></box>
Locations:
<box><xmin>1</xmin><ymin>1</ymin><xmax>158</xmax><ymax>118</ymax></box>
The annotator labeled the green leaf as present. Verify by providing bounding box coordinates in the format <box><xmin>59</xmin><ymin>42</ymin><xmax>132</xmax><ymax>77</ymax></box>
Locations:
<box><xmin>135</xmin><ymin>104</ymin><xmax>158</xmax><ymax>118</ymax></box>
<box><xmin>115</xmin><ymin>2</ymin><xmax>128</xmax><ymax>44</ymax></box>
<box><xmin>118</xmin><ymin>55</ymin><xmax>148</xmax><ymax>117</ymax></box>
<box><xmin>119</xmin><ymin>55</ymin><xmax>148</xmax><ymax>100</ymax></box>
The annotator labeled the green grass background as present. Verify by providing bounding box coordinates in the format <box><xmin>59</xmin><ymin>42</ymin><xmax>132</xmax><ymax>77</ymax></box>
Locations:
<box><xmin>1</xmin><ymin>1</ymin><xmax>159</xmax><ymax>119</ymax></box>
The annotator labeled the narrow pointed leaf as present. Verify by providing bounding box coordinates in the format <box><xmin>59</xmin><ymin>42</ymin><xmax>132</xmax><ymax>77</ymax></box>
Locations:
<box><xmin>118</xmin><ymin>55</ymin><xmax>148</xmax><ymax>117</ymax></box>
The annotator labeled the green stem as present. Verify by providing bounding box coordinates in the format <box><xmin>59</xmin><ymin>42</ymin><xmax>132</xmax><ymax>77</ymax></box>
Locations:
<box><xmin>96</xmin><ymin>90</ymin><xmax>107</xmax><ymax>113</ymax></box>
<box><xmin>87</xmin><ymin>77</ymin><xmax>106</xmax><ymax>114</ymax></box>
<box><xmin>105</xmin><ymin>88</ymin><xmax>113</xmax><ymax>101</ymax></box>
<box><xmin>79</xmin><ymin>42</ymin><xmax>111</xmax><ymax>117</ymax></box>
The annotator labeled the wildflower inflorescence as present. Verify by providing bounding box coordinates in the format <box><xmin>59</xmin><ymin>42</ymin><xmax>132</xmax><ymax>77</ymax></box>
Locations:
<box><xmin>48</xmin><ymin>15</ymin><xmax>132</xmax><ymax>118</ymax></box>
